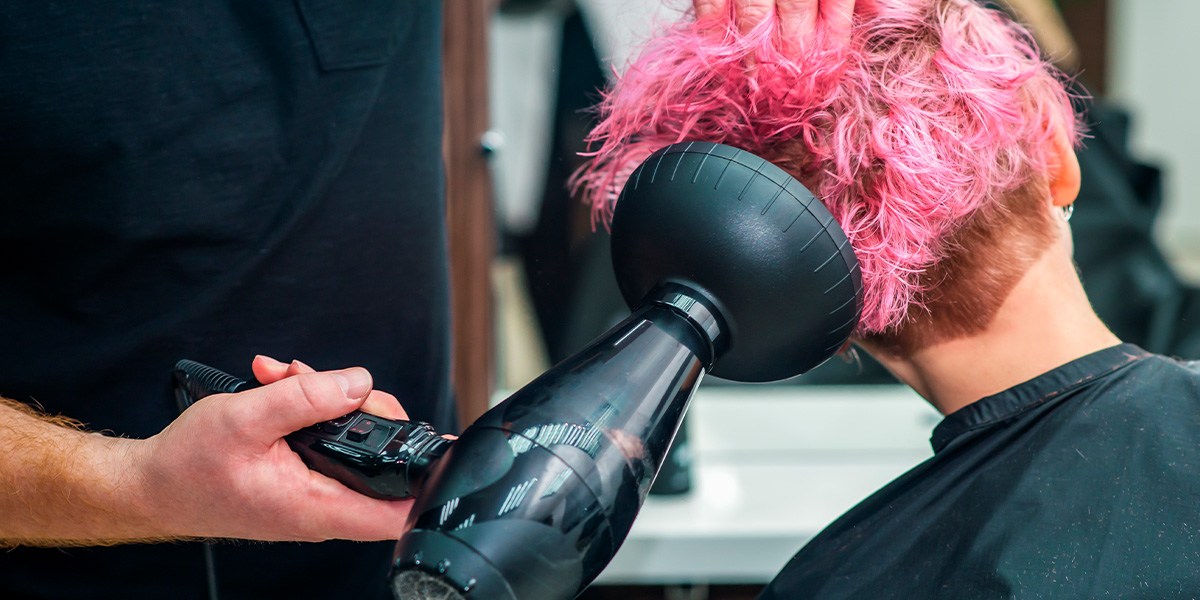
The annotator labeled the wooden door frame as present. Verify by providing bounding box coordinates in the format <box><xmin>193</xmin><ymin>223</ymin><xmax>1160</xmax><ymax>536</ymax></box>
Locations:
<box><xmin>443</xmin><ymin>0</ymin><xmax>496</xmax><ymax>428</ymax></box>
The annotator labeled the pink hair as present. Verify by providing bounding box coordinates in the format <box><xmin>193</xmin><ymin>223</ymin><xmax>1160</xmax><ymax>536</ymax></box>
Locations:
<box><xmin>572</xmin><ymin>0</ymin><xmax>1080</xmax><ymax>334</ymax></box>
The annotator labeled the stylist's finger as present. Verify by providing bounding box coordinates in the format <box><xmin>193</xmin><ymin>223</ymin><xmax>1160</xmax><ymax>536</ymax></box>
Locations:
<box><xmin>252</xmin><ymin>354</ymin><xmax>290</xmax><ymax>384</ymax></box>
<box><xmin>777</xmin><ymin>0</ymin><xmax>819</xmax><ymax>44</ymax></box>
<box><xmin>820</xmin><ymin>0</ymin><xmax>856</xmax><ymax>46</ymax></box>
<box><xmin>694</xmin><ymin>0</ymin><xmax>728</xmax><ymax>20</ymax></box>
<box><xmin>252</xmin><ymin>355</ymin><xmax>317</xmax><ymax>385</ymax></box>
<box><xmin>251</xmin><ymin>355</ymin><xmax>405</xmax><ymax>420</ymax></box>
<box><xmin>251</xmin><ymin>354</ymin><xmax>316</xmax><ymax>384</ymax></box>
<box><xmin>360</xmin><ymin>389</ymin><xmax>409</xmax><ymax>421</ymax></box>
<box><xmin>233</xmin><ymin>369</ymin><xmax>373</xmax><ymax>446</ymax></box>
<box><xmin>285</xmin><ymin>359</ymin><xmax>316</xmax><ymax>377</ymax></box>
<box><xmin>734</xmin><ymin>0</ymin><xmax>773</xmax><ymax>33</ymax></box>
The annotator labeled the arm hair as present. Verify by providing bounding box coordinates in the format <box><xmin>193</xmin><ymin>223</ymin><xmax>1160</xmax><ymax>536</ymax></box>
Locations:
<box><xmin>0</xmin><ymin>397</ymin><xmax>190</xmax><ymax>547</ymax></box>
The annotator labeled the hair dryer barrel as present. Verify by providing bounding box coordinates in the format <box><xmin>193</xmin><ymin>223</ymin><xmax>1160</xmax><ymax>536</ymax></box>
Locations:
<box><xmin>392</xmin><ymin>297</ymin><xmax>711</xmax><ymax>600</ymax></box>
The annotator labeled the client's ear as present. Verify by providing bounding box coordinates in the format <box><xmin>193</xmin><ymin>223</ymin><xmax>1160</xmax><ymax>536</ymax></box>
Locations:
<box><xmin>1048</xmin><ymin>125</ymin><xmax>1081</xmax><ymax>208</ymax></box>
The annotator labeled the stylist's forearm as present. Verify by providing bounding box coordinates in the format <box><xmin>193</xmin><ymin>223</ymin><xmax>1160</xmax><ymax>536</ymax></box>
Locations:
<box><xmin>2</xmin><ymin>365</ymin><xmax>416</xmax><ymax>547</ymax></box>
<box><xmin>0</xmin><ymin>399</ymin><xmax>167</xmax><ymax>547</ymax></box>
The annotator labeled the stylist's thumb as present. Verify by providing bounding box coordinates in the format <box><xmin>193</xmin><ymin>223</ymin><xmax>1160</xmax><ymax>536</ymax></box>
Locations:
<box><xmin>236</xmin><ymin>367</ymin><xmax>374</xmax><ymax>446</ymax></box>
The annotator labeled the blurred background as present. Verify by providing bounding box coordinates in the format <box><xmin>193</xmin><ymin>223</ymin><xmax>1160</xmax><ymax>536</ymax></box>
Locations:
<box><xmin>439</xmin><ymin>1</ymin><xmax>1200</xmax><ymax>598</ymax></box>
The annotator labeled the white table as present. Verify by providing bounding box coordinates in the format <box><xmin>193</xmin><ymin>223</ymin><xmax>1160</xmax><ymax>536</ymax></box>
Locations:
<box><xmin>593</xmin><ymin>385</ymin><xmax>941</xmax><ymax>585</ymax></box>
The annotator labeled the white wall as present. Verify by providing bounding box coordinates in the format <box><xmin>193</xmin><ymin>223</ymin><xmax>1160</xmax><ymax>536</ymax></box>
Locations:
<box><xmin>1109</xmin><ymin>0</ymin><xmax>1200</xmax><ymax>275</ymax></box>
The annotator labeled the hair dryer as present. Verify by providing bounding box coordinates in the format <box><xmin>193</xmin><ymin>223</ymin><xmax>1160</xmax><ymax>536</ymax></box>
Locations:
<box><xmin>389</xmin><ymin>142</ymin><xmax>861</xmax><ymax>599</ymax></box>
<box><xmin>173</xmin><ymin>142</ymin><xmax>861</xmax><ymax>600</ymax></box>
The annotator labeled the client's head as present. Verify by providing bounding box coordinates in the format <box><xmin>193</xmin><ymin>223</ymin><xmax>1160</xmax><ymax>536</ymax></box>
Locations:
<box><xmin>575</xmin><ymin>0</ymin><xmax>1082</xmax><ymax>353</ymax></box>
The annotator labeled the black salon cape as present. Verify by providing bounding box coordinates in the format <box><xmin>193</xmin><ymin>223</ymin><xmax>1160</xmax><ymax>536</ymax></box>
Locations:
<box><xmin>0</xmin><ymin>2</ymin><xmax>451</xmax><ymax>598</ymax></box>
<box><xmin>762</xmin><ymin>344</ymin><xmax>1200</xmax><ymax>599</ymax></box>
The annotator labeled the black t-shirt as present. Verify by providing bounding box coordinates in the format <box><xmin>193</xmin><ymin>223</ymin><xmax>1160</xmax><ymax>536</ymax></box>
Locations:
<box><xmin>0</xmin><ymin>1</ymin><xmax>451</xmax><ymax>598</ymax></box>
<box><xmin>762</xmin><ymin>344</ymin><xmax>1200</xmax><ymax>599</ymax></box>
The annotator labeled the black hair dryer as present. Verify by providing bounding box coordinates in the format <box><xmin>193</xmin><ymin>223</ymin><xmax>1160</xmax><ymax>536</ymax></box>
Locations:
<box><xmin>389</xmin><ymin>142</ymin><xmax>863</xmax><ymax>600</ymax></box>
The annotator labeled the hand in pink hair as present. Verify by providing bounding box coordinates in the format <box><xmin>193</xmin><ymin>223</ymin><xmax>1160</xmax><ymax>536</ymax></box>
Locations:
<box><xmin>693</xmin><ymin>0</ymin><xmax>856</xmax><ymax>52</ymax></box>
<box><xmin>576</xmin><ymin>0</ymin><xmax>1078</xmax><ymax>334</ymax></box>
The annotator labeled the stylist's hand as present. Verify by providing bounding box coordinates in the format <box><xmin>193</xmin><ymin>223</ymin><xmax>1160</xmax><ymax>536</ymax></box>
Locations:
<box><xmin>693</xmin><ymin>0</ymin><xmax>855</xmax><ymax>51</ymax></box>
<box><xmin>133</xmin><ymin>361</ymin><xmax>413</xmax><ymax>542</ymax></box>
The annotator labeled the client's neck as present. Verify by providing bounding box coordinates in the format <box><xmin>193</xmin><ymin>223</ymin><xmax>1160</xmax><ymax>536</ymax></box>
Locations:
<box><xmin>864</xmin><ymin>244</ymin><xmax>1121</xmax><ymax>415</ymax></box>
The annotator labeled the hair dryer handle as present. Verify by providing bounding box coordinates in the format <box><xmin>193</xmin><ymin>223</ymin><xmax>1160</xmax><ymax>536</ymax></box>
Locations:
<box><xmin>170</xmin><ymin>359</ymin><xmax>451</xmax><ymax>499</ymax></box>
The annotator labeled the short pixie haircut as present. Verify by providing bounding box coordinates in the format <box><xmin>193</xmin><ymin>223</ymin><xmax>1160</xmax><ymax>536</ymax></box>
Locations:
<box><xmin>574</xmin><ymin>0</ymin><xmax>1079</xmax><ymax>341</ymax></box>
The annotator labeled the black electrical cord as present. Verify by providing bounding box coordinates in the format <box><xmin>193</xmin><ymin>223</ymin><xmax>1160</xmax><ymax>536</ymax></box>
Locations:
<box><xmin>203</xmin><ymin>542</ymin><xmax>219</xmax><ymax>600</ymax></box>
<box><xmin>173</xmin><ymin>377</ymin><xmax>221</xmax><ymax>600</ymax></box>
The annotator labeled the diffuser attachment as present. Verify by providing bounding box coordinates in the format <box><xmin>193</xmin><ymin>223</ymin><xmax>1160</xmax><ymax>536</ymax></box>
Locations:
<box><xmin>610</xmin><ymin>141</ymin><xmax>862</xmax><ymax>381</ymax></box>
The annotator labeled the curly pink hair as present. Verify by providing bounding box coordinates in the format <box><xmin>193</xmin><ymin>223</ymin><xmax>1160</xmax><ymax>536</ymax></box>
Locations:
<box><xmin>572</xmin><ymin>0</ymin><xmax>1080</xmax><ymax>334</ymax></box>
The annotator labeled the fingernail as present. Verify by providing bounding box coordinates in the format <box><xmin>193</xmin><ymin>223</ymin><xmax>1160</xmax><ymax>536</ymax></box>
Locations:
<box><xmin>332</xmin><ymin>369</ymin><xmax>372</xmax><ymax>399</ymax></box>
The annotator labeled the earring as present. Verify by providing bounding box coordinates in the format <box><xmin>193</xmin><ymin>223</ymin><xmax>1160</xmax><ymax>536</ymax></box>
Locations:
<box><xmin>1061</xmin><ymin>203</ymin><xmax>1074</xmax><ymax>222</ymax></box>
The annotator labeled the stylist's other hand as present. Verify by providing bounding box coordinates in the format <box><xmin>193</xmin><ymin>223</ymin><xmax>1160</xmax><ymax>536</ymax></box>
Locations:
<box><xmin>134</xmin><ymin>364</ymin><xmax>412</xmax><ymax>542</ymax></box>
<box><xmin>693</xmin><ymin>0</ymin><xmax>855</xmax><ymax>52</ymax></box>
